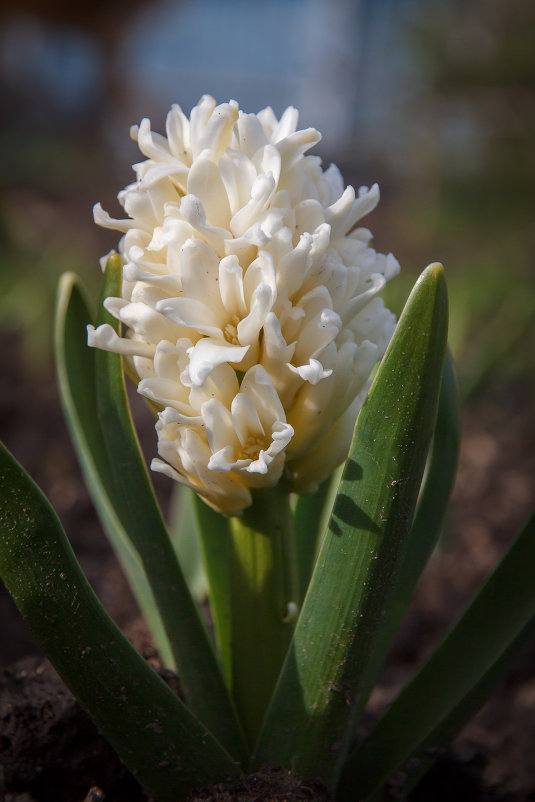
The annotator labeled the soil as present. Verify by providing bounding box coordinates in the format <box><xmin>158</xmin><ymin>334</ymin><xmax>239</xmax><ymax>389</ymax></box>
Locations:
<box><xmin>1</xmin><ymin>329</ymin><xmax>534</xmax><ymax>801</ymax></box>
<box><xmin>0</xmin><ymin>657</ymin><xmax>146</xmax><ymax>802</ymax></box>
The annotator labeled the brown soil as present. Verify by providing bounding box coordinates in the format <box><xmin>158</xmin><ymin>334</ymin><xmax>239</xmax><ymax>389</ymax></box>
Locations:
<box><xmin>1</xmin><ymin>330</ymin><xmax>534</xmax><ymax>801</ymax></box>
<box><xmin>0</xmin><ymin>653</ymin><xmax>505</xmax><ymax>802</ymax></box>
<box><xmin>0</xmin><ymin>657</ymin><xmax>145</xmax><ymax>802</ymax></box>
<box><xmin>188</xmin><ymin>767</ymin><xmax>331</xmax><ymax>802</ymax></box>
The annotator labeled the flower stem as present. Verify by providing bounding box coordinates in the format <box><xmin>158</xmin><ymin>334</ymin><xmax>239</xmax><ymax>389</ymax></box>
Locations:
<box><xmin>228</xmin><ymin>485</ymin><xmax>298</xmax><ymax>749</ymax></box>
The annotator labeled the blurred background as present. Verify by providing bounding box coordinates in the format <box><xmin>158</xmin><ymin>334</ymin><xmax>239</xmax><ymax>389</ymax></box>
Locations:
<box><xmin>0</xmin><ymin>0</ymin><xmax>534</xmax><ymax>792</ymax></box>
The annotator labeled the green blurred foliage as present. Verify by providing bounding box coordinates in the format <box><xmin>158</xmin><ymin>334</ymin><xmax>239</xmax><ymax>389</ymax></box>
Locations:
<box><xmin>0</xmin><ymin>131</ymin><xmax>108</xmax><ymax>370</ymax></box>
<box><xmin>382</xmin><ymin>0</ymin><xmax>535</xmax><ymax>398</ymax></box>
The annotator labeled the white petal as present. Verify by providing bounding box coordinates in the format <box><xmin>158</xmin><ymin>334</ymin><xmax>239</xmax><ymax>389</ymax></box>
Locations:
<box><xmin>230</xmin><ymin>172</ymin><xmax>276</xmax><ymax>237</ymax></box>
<box><xmin>339</xmin><ymin>272</ymin><xmax>386</xmax><ymax>325</ymax></box>
<box><xmin>293</xmin><ymin>306</ymin><xmax>341</xmax><ymax>363</ymax></box>
<box><xmin>87</xmin><ymin>324</ymin><xmax>155</xmax><ymax>358</ymax></box>
<box><xmin>136</xmin><ymin>117</ymin><xmax>173</xmax><ymax>162</ymax></box>
<box><xmin>151</xmin><ymin>458</ymin><xmax>203</xmax><ymax>491</ymax></box>
<box><xmin>270</xmin><ymin>106</ymin><xmax>299</xmax><ymax>141</ymax></box>
<box><xmin>294</xmin><ymin>200</ymin><xmax>326</xmax><ymax>237</ymax></box>
<box><xmin>203</xmin><ymin>397</ymin><xmax>239</xmax><ymax>455</ymax></box>
<box><xmin>277</xmin><ymin>233</ymin><xmax>313</xmax><ymax>298</ymax></box>
<box><xmin>326</xmin><ymin>183</ymin><xmax>380</xmax><ymax>238</ymax></box>
<box><xmin>119</xmin><ymin>301</ymin><xmax>181</xmax><ymax>343</ymax></box>
<box><xmin>189</xmin><ymin>95</ymin><xmax>217</xmax><ymax>158</ymax></box>
<box><xmin>253</xmin><ymin>144</ymin><xmax>282</xmax><ymax>188</ymax></box>
<box><xmin>287</xmin><ymin>392</ymin><xmax>364</xmax><ymax>493</ymax></box>
<box><xmin>197</xmin><ymin>100</ymin><xmax>239</xmax><ymax>160</ymax></box>
<box><xmin>93</xmin><ymin>203</ymin><xmax>133</xmax><ymax>233</ymax></box>
<box><xmin>208</xmin><ymin>446</ymin><xmax>240</xmax><ymax>472</ymax></box>
<box><xmin>156</xmin><ymin>215</ymin><xmax>194</xmax><ymax>260</ymax></box>
<box><xmin>188</xmin><ymin>362</ymin><xmax>239</xmax><ymax>409</ymax></box>
<box><xmin>262</xmin><ymin>312</ymin><xmax>295</xmax><ymax>364</ymax></box>
<box><xmin>236</xmin><ymin>111</ymin><xmax>269</xmax><ymax>158</ymax></box>
<box><xmin>187</xmin><ymin>159</ymin><xmax>232</xmax><ymax>228</ymax></box>
<box><xmin>240</xmin><ymin>365</ymin><xmax>286</xmax><ymax>434</ymax></box>
<box><xmin>122</xmin><ymin>263</ymin><xmax>181</xmax><ymax>294</ymax></box>
<box><xmin>219</xmin><ymin>150</ymin><xmax>257</xmax><ymax>214</ymax></box>
<box><xmin>288</xmin><ymin>358</ymin><xmax>332</xmax><ymax>385</ymax></box>
<box><xmin>237</xmin><ymin>282</ymin><xmax>274</xmax><ymax>345</ymax></box>
<box><xmin>187</xmin><ymin>339</ymin><xmax>249</xmax><ymax>387</ymax></box>
<box><xmin>103</xmin><ymin>296</ymin><xmax>128</xmax><ymax>318</ymax></box>
<box><xmin>256</xmin><ymin>105</ymin><xmax>279</xmax><ymax>136</ymax></box>
<box><xmin>318</xmin><ymin>162</ymin><xmax>345</xmax><ymax>206</ymax></box>
<box><xmin>166</xmin><ymin>103</ymin><xmax>191</xmax><ymax>162</ymax></box>
<box><xmin>277</xmin><ymin>128</ymin><xmax>322</xmax><ymax>170</ymax></box>
<box><xmin>178</xmin><ymin>238</ymin><xmax>225</xmax><ymax>312</ymax></box>
<box><xmin>219</xmin><ymin>255</ymin><xmax>247</xmax><ymax>317</ymax></box>
<box><xmin>156</xmin><ymin>296</ymin><xmax>223</xmax><ymax>338</ymax></box>
<box><xmin>179</xmin><ymin>194</ymin><xmax>230</xmax><ymax>255</ymax></box>
<box><xmin>223</xmin><ymin>223</ymin><xmax>271</xmax><ymax>265</ymax></box>
<box><xmin>137</xmin><ymin>377</ymin><xmax>190</xmax><ymax>412</ymax></box>
<box><xmin>231</xmin><ymin>393</ymin><xmax>265</xmax><ymax>446</ymax></box>
<box><xmin>136</xmin><ymin>161</ymin><xmax>188</xmax><ymax>192</ymax></box>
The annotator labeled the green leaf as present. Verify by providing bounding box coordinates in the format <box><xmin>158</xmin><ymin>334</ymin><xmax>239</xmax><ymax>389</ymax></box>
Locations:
<box><xmin>291</xmin><ymin>467</ymin><xmax>344</xmax><ymax>604</ymax></box>
<box><xmin>193</xmin><ymin>494</ymin><xmax>233</xmax><ymax>685</ymax></box>
<box><xmin>401</xmin><ymin>350</ymin><xmax>460</xmax><ymax>590</ymax></box>
<box><xmin>79</xmin><ymin>257</ymin><xmax>247</xmax><ymax>763</ymax></box>
<box><xmin>358</xmin><ymin>350</ymin><xmax>461</xmax><ymax>690</ymax></box>
<box><xmin>252</xmin><ymin>264</ymin><xmax>448</xmax><ymax>787</ymax></box>
<box><xmin>338</xmin><ymin>508</ymin><xmax>535</xmax><ymax>801</ymax></box>
<box><xmin>0</xmin><ymin>442</ymin><xmax>241</xmax><ymax>802</ymax></box>
<box><xmin>55</xmin><ymin>272</ymin><xmax>174</xmax><ymax>667</ymax></box>
<box><xmin>168</xmin><ymin>484</ymin><xmax>208</xmax><ymax>604</ymax></box>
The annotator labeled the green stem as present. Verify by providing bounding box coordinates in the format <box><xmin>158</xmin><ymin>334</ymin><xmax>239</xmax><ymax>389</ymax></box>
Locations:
<box><xmin>228</xmin><ymin>485</ymin><xmax>299</xmax><ymax>748</ymax></box>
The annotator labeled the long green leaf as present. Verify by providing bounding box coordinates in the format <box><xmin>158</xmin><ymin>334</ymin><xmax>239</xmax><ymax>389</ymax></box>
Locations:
<box><xmin>292</xmin><ymin>467</ymin><xmax>344</xmax><ymax>603</ymax></box>
<box><xmin>338</xmin><ymin>509</ymin><xmax>535</xmax><ymax>801</ymax></box>
<box><xmin>403</xmin><ymin>350</ymin><xmax>460</xmax><ymax>589</ymax></box>
<box><xmin>252</xmin><ymin>264</ymin><xmax>448</xmax><ymax>786</ymax></box>
<box><xmin>168</xmin><ymin>484</ymin><xmax>208</xmax><ymax>603</ymax></box>
<box><xmin>91</xmin><ymin>255</ymin><xmax>247</xmax><ymax>762</ymax></box>
<box><xmin>358</xmin><ymin>351</ymin><xmax>460</xmax><ymax>691</ymax></box>
<box><xmin>193</xmin><ymin>494</ymin><xmax>233</xmax><ymax>685</ymax></box>
<box><xmin>55</xmin><ymin>272</ymin><xmax>174</xmax><ymax>667</ymax></box>
<box><xmin>0</xmin><ymin>443</ymin><xmax>241</xmax><ymax>802</ymax></box>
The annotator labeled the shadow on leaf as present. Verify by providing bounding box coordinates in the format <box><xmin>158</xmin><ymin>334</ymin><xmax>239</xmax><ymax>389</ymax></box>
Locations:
<box><xmin>330</xmin><ymin>493</ymin><xmax>380</xmax><ymax>536</ymax></box>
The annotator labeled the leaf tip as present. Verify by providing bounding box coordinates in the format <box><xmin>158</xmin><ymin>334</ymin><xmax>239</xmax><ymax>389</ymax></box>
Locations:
<box><xmin>419</xmin><ymin>262</ymin><xmax>445</xmax><ymax>284</ymax></box>
<box><xmin>56</xmin><ymin>273</ymin><xmax>80</xmax><ymax>311</ymax></box>
<box><xmin>105</xmin><ymin>252</ymin><xmax>123</xmax><ymax>274</ymax></box>
<box><xmin>414</xmin><ymin>262</ymin><xmax>448</xmax><ymax>318</ymax></box>
<box><xmin>58</xmin><ymin>271</ymin><xmax>79</xmax><ymax>292</ymax></box>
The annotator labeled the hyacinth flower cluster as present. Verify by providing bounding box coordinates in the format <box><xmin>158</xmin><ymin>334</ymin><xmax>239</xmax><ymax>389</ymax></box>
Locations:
<box><xmin>1</xmin><ymin>96</ymin><xmax>534</xmax><ymax>802</ymax></box>
<box><xmin>88</xmin><ymin>96</ymin><xmax>399</xmax><ymax>513</ymax></box>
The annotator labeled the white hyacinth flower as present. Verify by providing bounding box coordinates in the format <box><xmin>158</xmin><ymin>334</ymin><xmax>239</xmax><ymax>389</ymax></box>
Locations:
<box><xmin>88</xmin><ymin>95</ymin><xmax>400</xmax><ymax>514</ymax></box>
